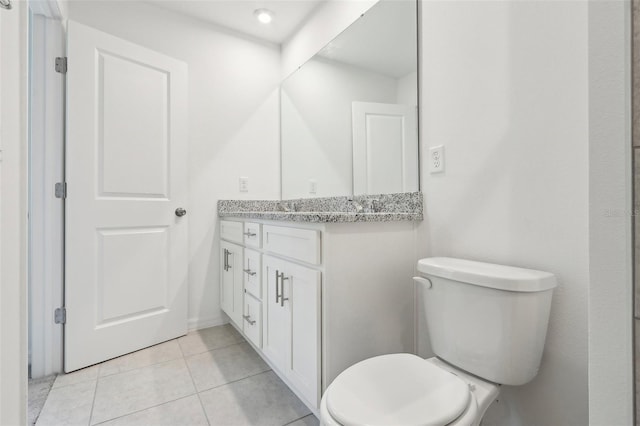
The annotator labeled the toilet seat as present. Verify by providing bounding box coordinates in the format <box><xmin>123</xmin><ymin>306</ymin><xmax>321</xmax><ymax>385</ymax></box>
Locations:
<box><xmin>325</xmin><ymin>354</ymin><xmax>471</xmax><ymax>426</ymax></box>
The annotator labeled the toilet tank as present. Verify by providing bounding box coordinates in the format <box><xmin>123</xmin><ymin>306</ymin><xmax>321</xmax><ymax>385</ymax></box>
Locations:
<box><xmin>417</xmin><ymin>257</ymin><xmax>557</xmax><ymax>386</ymax></box>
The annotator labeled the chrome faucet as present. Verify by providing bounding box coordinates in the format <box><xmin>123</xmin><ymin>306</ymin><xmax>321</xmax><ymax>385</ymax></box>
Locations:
<box><xmin>277</xmin><ymin>201</ymin><xmax>298</xmax><ymax>212</ymax></box>
<box><xmin>366</xmin><ymin>199</ymin><xmax>380</xmax><ymax>213</ymax></box>
<box><xmin>348</xmin><ymin>198</ymin><xmax>364</xmax><ymax>213</ymax></box>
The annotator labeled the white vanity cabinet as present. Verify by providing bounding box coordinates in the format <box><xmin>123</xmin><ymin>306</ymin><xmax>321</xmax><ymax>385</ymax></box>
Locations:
<box><xmin>219</xmin><ymin>218</ymin><xmax>416</xmax><ymax>416</ymax></box>
<box><xmin>263</xmin><ymin>255</ymin><xmax>320</xmax><ymax>406</ymax></box>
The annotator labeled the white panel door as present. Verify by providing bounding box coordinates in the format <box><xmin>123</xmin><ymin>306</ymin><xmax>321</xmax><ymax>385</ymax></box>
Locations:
<box><xmin>352</xmin><ymin>101</ymin><xmax>418</xmax><ymax>195</ymax></box>
<box><xmin>65</xmin><ymin>21</ymin><xmax>188</xmax><ymax>372</ymax></box>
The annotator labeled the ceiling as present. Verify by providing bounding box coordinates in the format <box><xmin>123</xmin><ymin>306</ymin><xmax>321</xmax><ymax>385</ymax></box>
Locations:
<box><xmin>147</xmin><ymin>0</ymin><xmax>325</xmax><ymax>44</ymax></box>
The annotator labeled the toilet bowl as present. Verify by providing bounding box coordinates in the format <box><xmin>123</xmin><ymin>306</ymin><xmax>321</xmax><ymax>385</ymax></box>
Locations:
<box><xmin>319</xmin><ymin>257</ymin><xmax>556</xmax><ymax>426</ymax></box>
<box><xmin>319</xmin><ymin>355</ymin><xmax>498</xmax><ymax>426</ymax></box>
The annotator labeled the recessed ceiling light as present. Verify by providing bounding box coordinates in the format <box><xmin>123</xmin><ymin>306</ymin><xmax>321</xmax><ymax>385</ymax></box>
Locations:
<box><xmin>254</xmin><ymin>8</ymin><xmax>274</xmax><ymax>24</ymax></box>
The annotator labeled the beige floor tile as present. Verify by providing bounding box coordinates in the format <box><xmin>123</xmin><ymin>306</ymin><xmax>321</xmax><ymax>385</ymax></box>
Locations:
<box><xmin>96</xmin><ymin>395</ymin><xmax>208</xmax><ymax>426</ymax></box>
<box><xmin>53</xmin><ymin>364</ymin><xmax>100</xmax><ymax>389</ymax></box>
<box><xmin>29</xmin><ymin>375</ymin><xmax>57</xmax><ymax>425</ymax></box>
<box><xmin>178</xmin><ymin>324</ymin><xmax>244</xmax><ymax>357</ymax></box>
<box><xmin>91</xmin><ymin>358</ymin><xmax>195</xmax><ymax>425</ymax></box>
<box><xmin>185</xmin><ymin>342</ymin><xmax>270</xmax><ymax>392</ymax></box>
<box><xmin>286</xmin><ymin>414</ymin><xmax>319</xmax><ymax>426</ymax></box>
<box><xmin>36</xmin><ymin>380</ymin><xmax>96</xmax><ymax>426</ymax></box>
<box><xmin>199</xmin><ymin>371</ymin><xmax>310</xmax><ymax>425</ymax></box>
<box><xmin>99</xmin><ymin>340</ymin><xmax>183</xmax><ymax>377</ymax></box>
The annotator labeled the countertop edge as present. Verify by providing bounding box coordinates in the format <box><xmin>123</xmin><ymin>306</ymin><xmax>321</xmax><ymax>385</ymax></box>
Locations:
<box><xmin>217</xmin><ymin>211</ymin><xmax>423</xmax><ymax>223</ymax></box>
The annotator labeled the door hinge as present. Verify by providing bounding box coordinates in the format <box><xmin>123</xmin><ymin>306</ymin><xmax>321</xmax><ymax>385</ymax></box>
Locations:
<box><xmin>55</xmin><ymin>57</ymin><xmax>67</xmax><ymax>74</ymax></box>
<box><xmin>54</xmin><ymin>307</ymin><xmax>66</xmax><ymax>324</ymax></box>
<box><xmin>55</xmin><ymin>182</ymin><xmax>67</xmax><ymax>199</ymax></box>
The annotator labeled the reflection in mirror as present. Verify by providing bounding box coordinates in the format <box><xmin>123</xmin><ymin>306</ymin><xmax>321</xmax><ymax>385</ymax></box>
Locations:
<box><xmin>281</xmin><ymin>0</ymin><xmax>418</xmax><ymax>199</ymax></box>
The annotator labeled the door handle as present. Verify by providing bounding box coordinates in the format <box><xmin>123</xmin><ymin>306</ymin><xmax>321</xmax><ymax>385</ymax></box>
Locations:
<box><xmin>279</xmin><ymin>272</ymin><xmax>289</xmax><ymax>307</ymax></box>
<box><xmin>243</xmin><ymin>268</ymin><xmax>256</xmax><ymax>276</ymax></box>
<box><xmin>275</xmin><ymin>269</ymin><xmax>281</xmax><ymax>304</ymax></box>
<box><xmin>243</xmin><ymin>314</ymin><xmax>256</xmax><ymax>325</ymax></box>
<box><xmin>175</xmin><ymin>207</ymin><xmax>187</xmax><ymax>217</ymax></box>
<box><xmin>223</xmin><ymin>249</ymin><xmax>229</xmax><ymax>272</ymax></box>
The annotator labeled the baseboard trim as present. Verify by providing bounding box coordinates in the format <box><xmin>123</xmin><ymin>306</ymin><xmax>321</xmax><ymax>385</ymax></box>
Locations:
<box><xmin>187</xmin><ymin>316</ymin><xmax>227</xmax><ymax>332</ymax></box>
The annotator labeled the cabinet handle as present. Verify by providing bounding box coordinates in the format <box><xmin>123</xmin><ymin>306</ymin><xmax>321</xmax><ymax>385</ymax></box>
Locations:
<box><xmin>223</xmin><ymin>249</ymin><xmax>228</xmax><ymax>271</ymax></box>
<box><xmin>243</xmin><ymin>314</ymin><xmax>256</xmax><ymax>325</ymax></box>
<box><xmin>279</xmin><ymin>273</ymin><xmax>289</xmax><ymax>307</ymax></box>
<box><xmin>243</xmin><ymin>231</ymin><xmax>257</xmax><ymax>237</ymax></box>
<box><xmin>243</xmin><ymin>268</ymin><xmax>256</xmax><ymax>276</ymax></box>
<box><xmin>275</xmin><ymin>269</ymin><xmax>281</xmax><ymax>304</ymax></box>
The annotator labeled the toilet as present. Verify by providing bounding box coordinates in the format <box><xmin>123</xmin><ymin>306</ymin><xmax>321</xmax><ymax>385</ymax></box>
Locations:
<box><xmin>320</xmin><ymin>257</ymin><xmax>557</xmax><ymax>426</ymax></box>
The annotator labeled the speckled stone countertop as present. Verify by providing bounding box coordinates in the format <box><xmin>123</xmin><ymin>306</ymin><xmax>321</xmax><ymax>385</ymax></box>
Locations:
<box><xmin>218</xmin><ymin>192</ymin><xmax>423</xmax><ymax>223</ymax></box>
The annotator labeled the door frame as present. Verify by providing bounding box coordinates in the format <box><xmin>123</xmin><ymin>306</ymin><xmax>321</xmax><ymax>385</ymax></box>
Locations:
<box><xmin>28</xmin><ymin>2</ymin><xmax>65</xmax><ymax>378</ymax></box>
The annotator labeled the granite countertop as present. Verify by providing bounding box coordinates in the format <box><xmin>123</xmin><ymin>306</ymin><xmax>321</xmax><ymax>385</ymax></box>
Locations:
<box><xmin>218</xmin><ymin>192</ymin><xmax>423</xmax><ymax>223</ymax></box>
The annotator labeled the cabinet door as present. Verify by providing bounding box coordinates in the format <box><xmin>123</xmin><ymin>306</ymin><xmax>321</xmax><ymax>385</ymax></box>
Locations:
<box><xmin>285</xmin><ymin>261</ymin><xmax>321</xmax><ymax>406</ymax></box>
<box><xmin>221</xmin><ymin>241</ymin><xmax>243</xmax><ymax>326</ymax></box>
<box><xmin>262</xmin><ymin>256</ymin><xmax>289</xmax><ymax>373</ymax></box>
<box><xmin>262</xmin><ymin>255</ymin><xmax>320</xmax><ymax>407</ymax></box>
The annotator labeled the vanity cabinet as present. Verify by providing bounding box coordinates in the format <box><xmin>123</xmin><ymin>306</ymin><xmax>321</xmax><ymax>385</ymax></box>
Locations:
<box><xmin>263</xmin><ymin>255</ymin><xmax>320</xmax><ymax>406</ymax></box>
<box><xmin>219</xmin><ymin>218</ymin><xmax>416</xmax><ymax>416</ymax></box>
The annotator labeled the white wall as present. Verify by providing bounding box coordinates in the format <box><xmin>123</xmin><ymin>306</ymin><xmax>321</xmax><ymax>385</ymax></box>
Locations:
<box><xmin>588</xmin><ymin>1</ymin><xmax>633</xmax><ymax>424</ymax></box>
<box><xmin>419</xmin><ymin>1</ymin><xmax>589</xmax><ymax>425</ymax></box>
<box><xmin>67</xmin><ymin>1</ymin><xmax>282</xmax><ymax>329</ymax></box>
<box><xmin>0</xmin><ymin>1</ymin><xmax>28</xmax><ymax>424</ymax></box>
<box><xmin>281</xmin><ymin>58</ymin><xmax>398</xmax><ymax>198</ymax></box>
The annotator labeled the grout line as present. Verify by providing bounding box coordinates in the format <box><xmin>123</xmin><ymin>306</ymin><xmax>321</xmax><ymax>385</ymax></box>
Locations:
<box><xmin>183</xmin><ymin>353</ymin><xmax>211</xmax><ymax>426</ymax></box>
<box><xmin>98</xmin><ymin>353</ymin><xmax>185</xmax><ymax>379</ymax></box>
<box><xmin>87</xmin><ymin>374</ymin><xmax>99</xmax><ymax>426</ymax></box>
<box><xmin>90</xmin><ymin>393</ymin><xmax>199</xmax><ymax>426</ymax></box>
<box><xmin>195</xmin><ymin>369</ymin><xmax>273</xmax><ymax>395</ymax></box>
<box><xmin>180</xmin><ymin>338</ymin><xmax>248</xmax><ymax>358</ymax></box>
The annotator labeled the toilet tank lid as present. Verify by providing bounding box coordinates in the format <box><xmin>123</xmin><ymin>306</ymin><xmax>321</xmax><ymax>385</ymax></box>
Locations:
<box><xmin>417</xmin><ymin>257</ymin><xmax>557</xmax><ymax>292</ymax></box>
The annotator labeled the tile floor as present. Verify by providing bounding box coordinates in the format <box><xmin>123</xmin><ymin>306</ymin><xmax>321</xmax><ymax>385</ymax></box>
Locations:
<box><xmin>32</xmin><ymin>324</ymin><xmax>319</xmax><ymax>426</ymax></box>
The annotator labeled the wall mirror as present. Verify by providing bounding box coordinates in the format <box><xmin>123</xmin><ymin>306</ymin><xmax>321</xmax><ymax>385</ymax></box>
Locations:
<box><xmin>281</xmin><ymin>0</ymin><xmax>418</xmax><ymax>199</ymax></box>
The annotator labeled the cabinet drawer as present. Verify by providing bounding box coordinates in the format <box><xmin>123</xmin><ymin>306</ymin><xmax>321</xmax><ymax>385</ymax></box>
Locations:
<box><xmin>243</xmin><ymin>248</ymin><xmax>261</xmax><ymax>299</ymax></box>
<box><xmin>243</xmin><ymin>293</ymin><xmax>262</xmax><ymax>348</ymax></box>
<box><xmin>244</xmin><ymin>222</ymin><xmax>262</xmax><ymax>248</ymax></box>
<box><xmin>220</xmin><ymin>220</ymin><xmax>243</xmax><ymax>244</ymax></box>
<box><xmin>262</xmin><ymin>225</ymin><xmax>321</xmax><ymax>265</ymax></box>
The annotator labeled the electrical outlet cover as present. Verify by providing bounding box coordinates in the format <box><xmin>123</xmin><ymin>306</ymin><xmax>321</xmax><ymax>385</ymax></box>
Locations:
<box><xmin>429</xmin><ymin>146</ymin><xmax>444</xmax><ymax>173</ymax></box>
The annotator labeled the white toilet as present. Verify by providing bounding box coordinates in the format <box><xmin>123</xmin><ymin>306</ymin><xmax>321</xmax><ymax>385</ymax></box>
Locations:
<box><xmin>320</xmin><ymin>257</ymin><xmax>557</xmax><ymax>426</ymax></box>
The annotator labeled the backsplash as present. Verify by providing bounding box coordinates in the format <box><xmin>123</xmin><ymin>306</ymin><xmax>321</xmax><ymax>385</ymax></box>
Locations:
<box><xmin>218</xmin><ymin>192</ymin><xmax>423</xmax><ymax>223</ymax></box>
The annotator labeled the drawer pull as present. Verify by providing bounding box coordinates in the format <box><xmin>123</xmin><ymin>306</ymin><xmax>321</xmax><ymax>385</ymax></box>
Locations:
<box><xmin>243</xmin><ymin>268</ymin><xmax>256</xmax><ymax>276</ymax></box>
<box><xmin>223</xmin><ymin>249</ymin><xmax>230</xmax><ymax>271</ymax></box>
<box><xmin>243</xmin><ymin>314</ymin><xmax>256</xmax><ymax>326</ymax></box>
<box><xmin>243</xmin><ymin>231</ymin><xmax>257</xmax><ymax>237</ymax></box>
